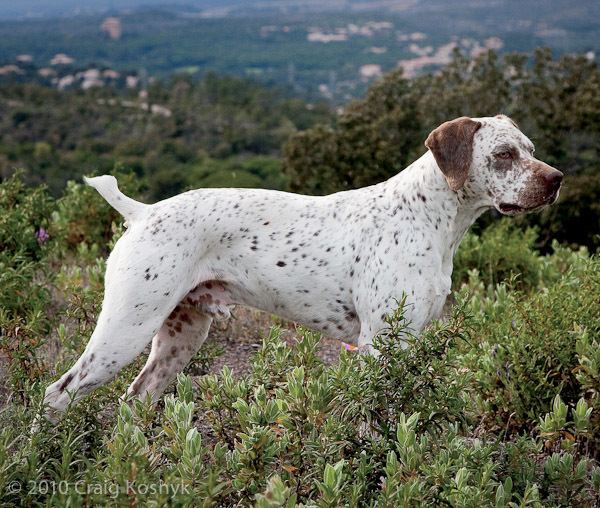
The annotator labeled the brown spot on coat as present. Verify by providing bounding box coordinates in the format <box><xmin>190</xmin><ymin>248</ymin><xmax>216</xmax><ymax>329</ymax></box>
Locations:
<box><xmin>59</xmin><ymin>372</ymin><xmax>74</xmax><ymax>392</ymax></box>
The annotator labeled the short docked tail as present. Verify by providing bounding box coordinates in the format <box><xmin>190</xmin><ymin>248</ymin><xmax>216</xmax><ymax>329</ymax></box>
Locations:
<box><xmin>84</xmin><ymin>175</ymin><xmax>147</xmax><ymax>222</ymax></box>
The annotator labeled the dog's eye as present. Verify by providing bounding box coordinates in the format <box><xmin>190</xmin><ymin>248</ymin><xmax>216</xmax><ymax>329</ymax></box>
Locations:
<box><xmin>496</xmin><ymin>151</ymin><xmax>512</xmax><ymax>160</ymax></box>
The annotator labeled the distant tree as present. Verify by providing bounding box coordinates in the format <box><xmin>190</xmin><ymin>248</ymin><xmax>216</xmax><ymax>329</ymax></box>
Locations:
<box><xmin>284</xmin><ymin>70</ymin><xmax>420</xmax><ymax>194</ymax></box>
<box><xmin>188</xmin><ymin>155</ymin><xmax>287</xmax><ymax>191</ymax></box>
<box><xmin>0</xmin><ymin>74</ymin><xmax>333</xmax><ymax>196</ymax></box>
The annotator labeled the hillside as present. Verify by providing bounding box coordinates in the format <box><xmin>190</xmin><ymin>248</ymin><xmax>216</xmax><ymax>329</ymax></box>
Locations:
<box><xmin>1</xmin><ymin>1</ymin><xmax>599</xmax><ymax>101</ymax></box>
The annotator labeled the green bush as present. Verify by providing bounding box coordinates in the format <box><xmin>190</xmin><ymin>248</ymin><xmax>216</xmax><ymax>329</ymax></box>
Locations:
<box><xmin>0</xmin><ymin>170</ymin><xmax>53</xmax><ymax>262</ymax></box>
<box><xmin>52</xmin><ymin>170</ymin><xmax>144</xmax><ymax>254</ymax></box>
<box><xmin>454</xmin><ymin>220</ymin><xmax>551</xmax><ymax>290</ymax></box>
<box><xmin>518</xmin><ymin>171</ymin><xmax>600</xmax><ymax>252</ymax></box>
<box><xmin>188</xmin><ymin>155</ymin><xmax>288</xmax><ymax>192</ymax></box>
<box><xmin>0</xmin><ymin>172</ymin><xmax>54</xmax><ymax>397</ymax></box>
<box><xmin>454</xmin><ymin>219</ymin><xmax>592</xmax><ymax>292</ymax></box>
<box><xmin>4</xmin><ymin>318</ymin><xmax>598</xmax><ymax>506</ymax></box>
<box><xmin>460</xmin><ymin>254</ymin><xmax>600</xmax><ymax>425</ymax></box>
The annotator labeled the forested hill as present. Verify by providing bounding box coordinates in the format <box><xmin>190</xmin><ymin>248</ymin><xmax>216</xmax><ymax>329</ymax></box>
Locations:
<box><xmin>0</xmin><ymin>73</ymin><xmax>333</xmax><ymax>198</ymax></box>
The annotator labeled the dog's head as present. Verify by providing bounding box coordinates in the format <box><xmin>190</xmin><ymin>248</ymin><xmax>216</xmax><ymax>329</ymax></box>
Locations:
<box><xmin>425</xmin><ymin>115</ymin><xmax>563</xmax><ymax>214</ymax></box>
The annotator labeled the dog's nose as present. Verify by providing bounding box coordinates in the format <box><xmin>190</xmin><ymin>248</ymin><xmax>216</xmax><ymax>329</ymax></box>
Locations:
<box><xmin>544</xmin><ymin>170</ymin><xmax>563</xmax><ymax>191</ymax></box>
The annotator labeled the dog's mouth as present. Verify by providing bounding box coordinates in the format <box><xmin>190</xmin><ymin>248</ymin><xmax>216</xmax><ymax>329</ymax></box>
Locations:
<box><xmin>498</xmin><ymin>190</ymin><xmax>560</xmax><ymax>215</ymax></box>
<box><xmin>497</xmin><ymin>201</ymin><xmax>550</xmax><ymax>215</ymax></box>
<box><xmin>498</xmin><ymin>203</ymin><xmax>525</xmax><ymax>214</ymax></box>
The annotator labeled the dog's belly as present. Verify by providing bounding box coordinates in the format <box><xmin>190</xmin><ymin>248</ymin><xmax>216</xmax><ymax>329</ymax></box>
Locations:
<box><xmin>185</xmin><ymin>275</ymin><xmax>361</xmax><ymax>340</ymax></box>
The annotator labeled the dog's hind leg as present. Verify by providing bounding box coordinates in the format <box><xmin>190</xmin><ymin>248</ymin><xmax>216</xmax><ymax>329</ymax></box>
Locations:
<box><xmin>41</xmin><ymin>302</ymin><xmax>170</xmax><ymax>421</ymax></box>
<box><xmin>126</xmin><ymin>304</ymin><xmax>212</xmax><ymax>401</ymax></box>
<box><xmin>40</xmin><ymin>233</ymin><xmax>191</xmax><ymax>421</ymax></box>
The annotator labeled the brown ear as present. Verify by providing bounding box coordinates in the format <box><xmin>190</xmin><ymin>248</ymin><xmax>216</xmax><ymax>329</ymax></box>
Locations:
<box><xmin>425</xmin><ymin>117</ymin><xmax>482</xmax><ymax>191</ymax></box>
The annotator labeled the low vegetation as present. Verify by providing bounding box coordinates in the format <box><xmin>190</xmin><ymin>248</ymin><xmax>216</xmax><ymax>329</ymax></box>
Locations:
<box><xmin>0</xmin><ymin>165</ymin><xmax>598</xmax><ymax>506</ymax></box>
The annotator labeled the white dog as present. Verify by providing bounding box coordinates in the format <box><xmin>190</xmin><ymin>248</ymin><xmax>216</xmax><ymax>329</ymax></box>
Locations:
<box><xmin>41</xmin><ymin>115</ymin><xmax>562</xmax><ymax>419</ymax></box>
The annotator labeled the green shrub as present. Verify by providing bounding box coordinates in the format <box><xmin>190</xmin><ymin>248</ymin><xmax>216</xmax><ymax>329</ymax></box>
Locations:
<box><xmin>52</xmin><ymin>170</ymin><xmax>145</xmax><ymax>254</ymax></box>
<box><xmin>454</xmin><ymin>220</ymin><xmax>551</xmax><ymax>290</ymax></box>
<box><xmin>518</xmin><ymin>171</ymin><xmax>600</xmax><ymax>252</ymax></box>
<box><xmin>0</xmin><ymin>172</ymin><xmax>54</xmax><ymax>398</ymax></box>
<box><xmin>0</xmin><ymin>170</ymin><xmax>53</xmax><ymax>262</ymax></box>
<box><xmin>2</xmin><ymin>307</ymin><xmax>600</xmax><ymax>507</ymax></box>
<box><xmin>460</xmin><ymin>254</ymin><xmax>600</xmax><ymax>425</ymax></box>
<box><xmin>188</xmin><ymin>155</ymin><xmax>288</xmax><ymax>192</ymax></box>
<box><xmin>454</xmin><ymin>219</ymin><xmax>591</xmax><ymax>292</ymax></box>
<box><xmin>330</xmin><ymin>301</ymin><xmax>472</xmax><ymax>438</ymax></box>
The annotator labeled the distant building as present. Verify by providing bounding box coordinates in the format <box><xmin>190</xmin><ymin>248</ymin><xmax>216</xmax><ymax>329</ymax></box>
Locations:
<box><xmin>80</xmin><ymin>68</ymin><xmax>101</xmax><ymax>80</ymax></box>
<box><xmin>50</xmin><ymin>53</ymin><xmax>75</xmax><ymax>65</ymax></box>
<box><xmin>79</xmin><ymin>69</ymin><xmax>103</xmax><ymax>89</ymax></box>
<box><xmin>101</xmin><ymin>17</ymin><xmax>122</xmax><ymax>40</ymax></box>
<box><xmin>307</xmin><ymin>31</ymin><xmax>348</xmax><ymax>43</ymax></box>
<box><xmin>470</xmin><ymin>37</ymin><xmax>504</xmax><ymax>58</ymax></box>
<box><xmin>307</xmin><ymin>21</ymin><xmax>393</xmax><ymax>43</ymax></box>
<box><xmin>150</xmin><ymin>104</ymin><xmax>172</xmax><ymax>117</ymax></box>
<box><xmin>318</xmin><ymin>83</ymin><xmax>333</xmax><ymax>100</ymax></box>
<box><xmin>38</xmin><ymin>67</ymin><xmax>56</xmax><ymax>77</ymax></box>
<box><xmin>397</xmin><ymin>32</ymin><xmax>427</xmax><ymax>42</ymax></box>
<box><xmin>102</xmin><ymin>69</ymin><xmax>120</xmax><ymax>79</ymax></box>
<box><xmin>57</xmin><ymin>75</ymin><xmax>75</xmax><ymax>89</ymax></box>
<box><xmin>126</xmin><ymin>75</ymin><xmax>139</xmax><ymax>88</ymax></box>
<box><xmin>484</xmin><ymin>37</ymin><xmax>504</xmax><ymax>50</ymax></box>
<box><xmin>260</xmin><ymin>25</ymin><xmax>277</xmax><ymax>37</ymax></box>
<box><xmin>359</xmin><ymin>64</ymin><xmax>382</xmax><ymax>80</ymax></box>
<box><xmin>398</xmin><ymin>41</ymin><xmax>458</xmax><ymax>78</ymax></box>
<box><xmin>0</xmin><ymin>65</ymin><xmax>23</xmax><ymax>75</ymax></box>
<box><xmin>81</xmin><ymin>78</ymin><xmax>104</xmax><ymax>90</ymax></box>
<box><xmin>409</xmin><ymin>43</ymin><xmax>433</xmax><ymax>57</ymax></box>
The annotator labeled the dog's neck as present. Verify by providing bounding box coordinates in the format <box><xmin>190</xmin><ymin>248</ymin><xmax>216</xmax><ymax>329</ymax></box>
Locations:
<box><xmin>385</xmin><ymin>151</ymin><xmax>491</xmax><ymax>259</ymax></box>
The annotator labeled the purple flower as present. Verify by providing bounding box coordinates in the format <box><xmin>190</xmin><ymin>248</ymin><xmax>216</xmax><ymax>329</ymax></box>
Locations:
<box><xmin>36</xmin><ymin>227</ymin><xmax>49</xmax><ymax>244</ymax></box>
